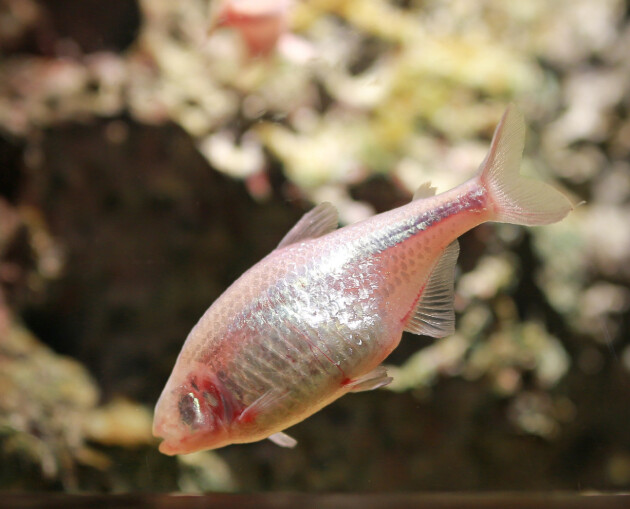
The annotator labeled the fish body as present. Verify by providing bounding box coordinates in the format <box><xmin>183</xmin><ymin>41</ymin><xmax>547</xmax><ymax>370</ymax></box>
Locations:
<box><xmin>153</xmin><ymin>106</ymin><xmax>572</xmax><ymax>454</ymax></box>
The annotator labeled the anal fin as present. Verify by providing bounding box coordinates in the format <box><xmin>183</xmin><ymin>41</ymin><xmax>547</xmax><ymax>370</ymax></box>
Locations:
<box><xmin>405</xmin><ymin>240</ymin><xmax>459</xmax><ymax>338</ymax></box>
<box><xmin>268</xmin><ymin>431</ymin><xmax>297</xmax><ymax>448</ymax></box>
<box><xmin>345</xmin><ymin>366</ymin><xmax>393</xmax><ymax>393</ymax></box>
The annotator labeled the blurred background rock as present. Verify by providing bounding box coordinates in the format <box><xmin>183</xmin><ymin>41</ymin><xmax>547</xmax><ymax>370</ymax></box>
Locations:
<box><xmin>0</xmin><ymin>0</ymin><xmax>629</xmax><ymax>493</ymax></box>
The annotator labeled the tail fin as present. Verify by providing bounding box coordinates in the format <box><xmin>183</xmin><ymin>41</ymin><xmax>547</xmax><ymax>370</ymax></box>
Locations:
<box><xmin>479</xmin><ymin>105</ymin><xmax>573</xmax><ymax>226</ymax></box>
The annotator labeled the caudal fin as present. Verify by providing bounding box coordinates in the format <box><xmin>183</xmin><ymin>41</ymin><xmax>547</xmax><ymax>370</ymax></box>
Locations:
<box><xmin>479</xmin><ymin>105</ymin><xmax>573</xmax><ymax>226</ymax></box>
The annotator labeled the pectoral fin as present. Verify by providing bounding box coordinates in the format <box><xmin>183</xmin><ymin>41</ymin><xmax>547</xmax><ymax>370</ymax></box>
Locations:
<box><xmin>404</xmin><ymin>240</ymin><xmax>459</xmax><ymax>338</ymax></box>
<box><xmin>268</xmin><ymin>431</ymin><xmax>297</xmax><ymax>448</ymax></box>
<box><xmin>345</xmin><ymin>366</ymin><xmax>393</xmax><ymax>393</ymax></box>
<box><xmin>237</xmin><ymin>389</ymin><xmax>288</xmax><ymax>424</ymax></box>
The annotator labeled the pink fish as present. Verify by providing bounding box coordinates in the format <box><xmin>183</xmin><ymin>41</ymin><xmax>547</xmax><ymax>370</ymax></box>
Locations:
<box><xmin>153</xmin><ymin>106</ymin><xmax>573</xmax><ymax>454</ymax></box>
<box><xmin>208</xmin><ymin>0</ymin><xmax>292</xmax><ymax>57</ymax></box>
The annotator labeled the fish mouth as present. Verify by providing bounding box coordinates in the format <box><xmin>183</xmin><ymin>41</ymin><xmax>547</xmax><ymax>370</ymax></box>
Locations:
<box><xmin>155</xmin><ymin>432</ymin><xmax>228</xmax><ymax>455</ymax></box>
<box><xmin>152</xmin><ymin>411</ymin><xmax>188</xmax><ymax>455</ymax></box>
<box><xmin>157</xmin><ymin>437</ymin><xmax>185</xmax><ymax>456</ymax></box>
<box><xmin>153</xmin><ymin>423</ymin><xmax>198</xmax><ymax>456</ymax></box>
<box><xmin>153</xmin><ymin>417</ymin><xmax>229</xmax><ymax>455</ymax></box>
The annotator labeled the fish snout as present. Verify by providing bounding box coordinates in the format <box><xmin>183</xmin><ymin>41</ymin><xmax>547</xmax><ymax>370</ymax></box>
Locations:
<box><xmin>152</xmin><ymin>377</ymin><xmax>230</xmax><ymax>455</ymax></box>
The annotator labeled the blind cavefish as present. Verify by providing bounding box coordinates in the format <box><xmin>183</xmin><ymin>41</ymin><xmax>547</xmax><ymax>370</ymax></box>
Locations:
<box><xmin>153</xmin><ymin>106</ymin><xmax>573</xmax><ymax>454</ymax></box>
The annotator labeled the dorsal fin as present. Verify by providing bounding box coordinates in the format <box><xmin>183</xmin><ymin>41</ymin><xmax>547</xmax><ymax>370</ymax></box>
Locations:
<box><xmin>404</xmin><ymin>240</ymin><xmax>459</xmax><ymax>338</ymax></box>
<box><xmin>412</xmin><ymin>182</ymin><xmax>437</xmax><ymax>200</ymax></box>
<box><xmin>277</xmin><ymin>202</ymin><xmax>339</xmax><ymax>248</ymax></box>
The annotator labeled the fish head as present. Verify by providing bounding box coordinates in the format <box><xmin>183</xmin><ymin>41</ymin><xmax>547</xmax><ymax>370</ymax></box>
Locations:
<box><xmin>152</xmin><ymin>370</ymin><xmax>232</xmax><ymax>455</ymax></box>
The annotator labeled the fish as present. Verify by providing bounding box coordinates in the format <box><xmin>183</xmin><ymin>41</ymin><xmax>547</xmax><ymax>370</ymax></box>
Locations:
<box><xmin>153</xmin><ymin>106</ymin><xmax>573</xmax><ymax>454</ymax></box>
<box><xmin>208</xmin><ymin>0</ymin><xmax>292</xmax><ymax>57</ymax></box>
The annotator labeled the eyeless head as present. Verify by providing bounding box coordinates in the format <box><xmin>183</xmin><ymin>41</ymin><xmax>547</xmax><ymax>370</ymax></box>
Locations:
<box><xmin>178</xmin><ymin>392</ymin><xmax>203</xmax><ymax>428</ymax></box>
<box><xmin>153</xmin><ymin>372</ymin><xmax>233</xmax><ymax>454</ymax></box>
